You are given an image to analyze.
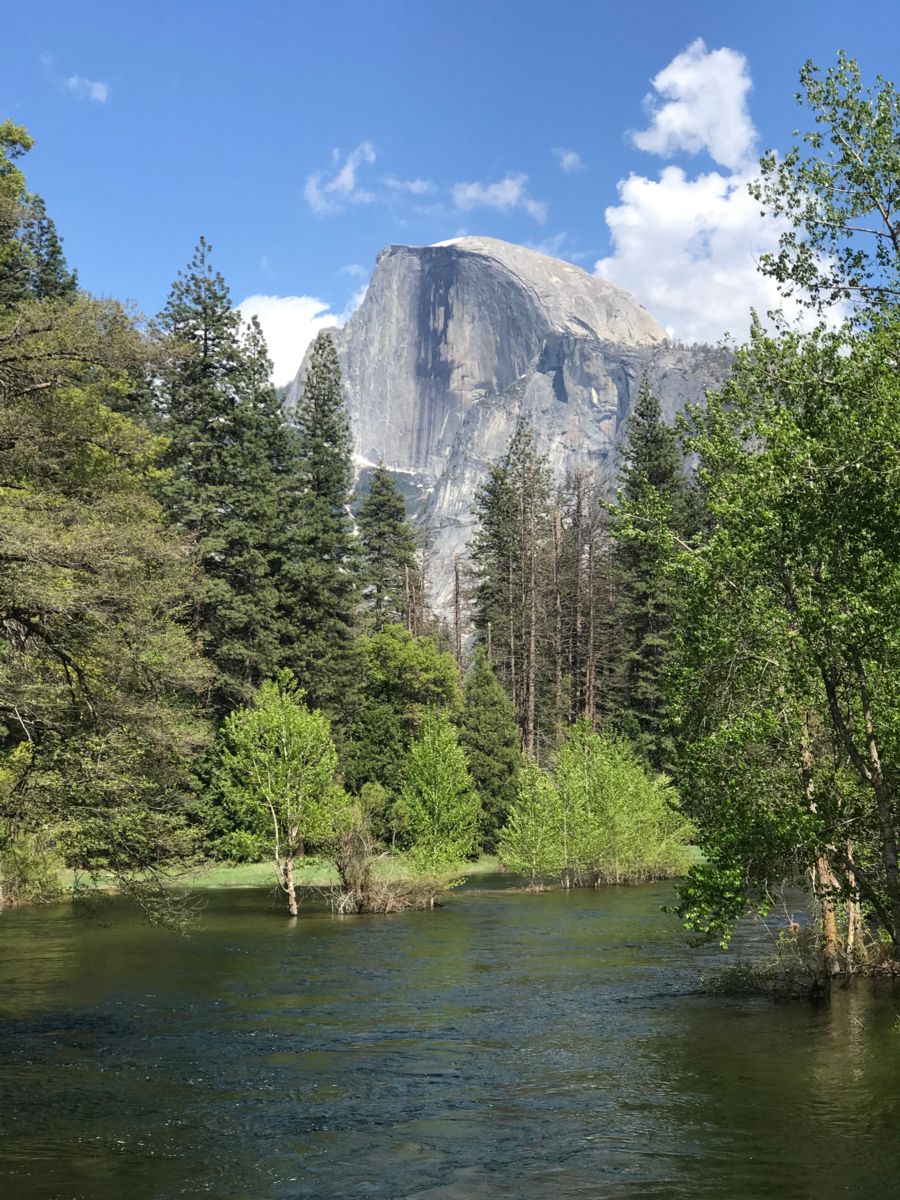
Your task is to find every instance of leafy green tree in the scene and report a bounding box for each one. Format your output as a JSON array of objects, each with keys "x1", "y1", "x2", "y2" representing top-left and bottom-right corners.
[
  {"x1": 357, "y1": 462, "x2": 419, "y2": 630},
  {"x1": 458, "y1": 648, "x2": 522, "y2": 851},
  {"x1": 395, "y1": 711, "x2": 480, "y2": 878},
  {"x1": 554, "y1": 715, "x2": 696, "y2": 888},
  {"x1": 667, "y1": 321, "x2": 900, "y2": 961},
  {"x1": 288, "y1": 330, "x2": 358, "y2": 715},
  {"x1": 752, "y1": 52, "x2": 900, "y2": 314},
  {"x1": 343, "y1": 625, "x2": 461, "y2": 812},
  {"x1": 654, "y1": 57, "x2": 900, "y2": 972},
  {"x1": 554, "y1": 721, "x2": 692, "y2": 886},
  {"x1": 498, "y1": 759, "x2": 562, "y2": 886},
  {"x1": 214, "y1": 670, "x2": 346, "y2": 916},
  {"x1": 157, "y1": 239, "x2": 302, "y2": 713},
  {"x1": 0, "y1": 288, "x2": 211, "y2": 912},
  {"x1": 612, "y1": 380, "x2": 693, "y2": 770}
]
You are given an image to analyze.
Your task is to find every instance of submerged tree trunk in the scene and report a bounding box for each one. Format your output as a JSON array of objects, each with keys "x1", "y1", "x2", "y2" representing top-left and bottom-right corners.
[
  {"x1": 815, "y1": 856, "x2": 841, "y2": 977},
  {"x1": 823, "y1": 656, "x2": 900, "y2": 949},
  {"x1": 282, "y1": 853, "x2": 298, "y2": 918}
]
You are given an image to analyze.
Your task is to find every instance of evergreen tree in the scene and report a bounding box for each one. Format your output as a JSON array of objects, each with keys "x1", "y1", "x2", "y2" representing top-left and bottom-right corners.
[
  {"x1": 357, "y1": 463, "x2": 419, "y2": 630},
  {"x1": 19, "y1": 193, "x2": 77, "y2": 301},
  {"x1": 342, "y1": 625, "x2": 461, "y2": 809},
  {"x1": 470, "y1": 420, "x2": 553, "y2": 755},
  {"x1": 458, "y1": 648, "x2": 522, "y2": 851},
  {"x1": 0, "y1": 122, "x2": 76, "y2": 309},
  {"x1": 612, "y1": 381, "x2": 692, "y2": 770},
  {"x1": 157, "y1": 239, "x2": 299, "y2": 713},
  {"x1": 288, "y1": 330, "x2": 358, "y2": 715}
]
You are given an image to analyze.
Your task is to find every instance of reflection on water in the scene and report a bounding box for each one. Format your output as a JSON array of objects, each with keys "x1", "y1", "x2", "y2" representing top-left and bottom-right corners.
[{"x1": 1, "y1": 880, "x2": 899, "y2": 1199}]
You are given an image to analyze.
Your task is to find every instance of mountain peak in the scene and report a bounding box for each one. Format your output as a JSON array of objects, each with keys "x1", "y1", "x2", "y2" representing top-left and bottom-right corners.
[
  {"x1": 377, "y1": 236, "x2": 670, "y2": 349},
  {"x1": 287, "y1": 237, "x2": 726, "y2": 613}
]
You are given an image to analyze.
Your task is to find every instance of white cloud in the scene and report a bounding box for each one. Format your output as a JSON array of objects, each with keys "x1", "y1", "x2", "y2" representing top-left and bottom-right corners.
[
  {"x1": 452, "y1": 173, "x2": 547, "y2": 223},
  {"x1": 63, "y1": 75, "x2": 109, "y2": 103},
  {"x1": 552, "y1": 147, "x2": 583, "y2": 173},
  {"x1": 632, "y1": 37, "x2": 755, "y2": 171},
  {"x1": 595, "y1": 40, "x2": 816, "y2": 345},
  {"x1": 341, "y1": 262, "x2": 367, "y2": 278},
  {"x1": 305, "y1": 142, "x2": 377, "y2": 215},
  {"x1": 236, "y1": 295, "x2": 341, "y2": 386},
  {"x1": 384, "y1": 175, "x2": 436, "y2": 195},
  {"x1": 236, "y1": 284, "x2": 369, "y2": 387}
]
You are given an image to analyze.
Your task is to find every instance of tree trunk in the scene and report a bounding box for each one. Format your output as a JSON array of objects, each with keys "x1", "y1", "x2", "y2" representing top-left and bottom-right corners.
[
  {"x1": 282, "y1": 854, "x2": 298, "y2": 918},
  {"x1": 571, "y1": 482, "x2": 583, "y2": 721},
  {"x1": 508, "y1": 555, "x2": 517, "y2": 731},
  {"x1": 526, "y1": 536, "x2": 537, "y2": 756},
  {"x1": 585, "y1": 537, "x2": 596, "y2": 723},
  {"x1": 553, "y1": 509, "x2": 563, "y2": 733},
  {"x1": 815, "y1": 856, "x2": 841, "y2": 976},
  {"x1": 822, "y1": 657, "x2": 900, "y2": 949},
  {"x1": 453, "y1": 555, "x2": 463, "y2": 666}
]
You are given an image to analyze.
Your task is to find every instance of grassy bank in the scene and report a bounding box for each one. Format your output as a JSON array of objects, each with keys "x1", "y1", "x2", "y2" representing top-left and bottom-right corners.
[{"x1": 104, "y1": 855, "x2": 503, "y2": 892}]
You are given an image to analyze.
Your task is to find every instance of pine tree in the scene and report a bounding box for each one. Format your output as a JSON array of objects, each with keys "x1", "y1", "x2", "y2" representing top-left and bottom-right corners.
[
  {"x1": 157, "y1": 238, "x2": 296, "y2": 713},
  {"x1": 613, "y1": 380, "x2": 692, "y2": 770},
  {"x1": 457, "y1": 648, "x2": 522, "y2": 851},
  {"x1": 357, "y1": 463, "x2": 419, "y2": 630},
  {"x1": 342, "y1": 624, "x2": 461, "y2": 808},
  {"x1": 470, "y1": 420, "x2": 553, "y2": 755},
  {"x1": 0, "y1": 123, "x2": 76, "y2": 308},
  {"x1": 20, "y1": 194, "x2": 77, "y2": 301},
  {"x1": 288, "y1": 330, "x2": 358, "y2": 715}
]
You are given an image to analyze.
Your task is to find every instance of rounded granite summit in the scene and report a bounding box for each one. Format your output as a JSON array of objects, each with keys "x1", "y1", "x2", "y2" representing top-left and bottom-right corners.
[{"x1": 429, "y1": 235, "x2": 669, "y2": 348}]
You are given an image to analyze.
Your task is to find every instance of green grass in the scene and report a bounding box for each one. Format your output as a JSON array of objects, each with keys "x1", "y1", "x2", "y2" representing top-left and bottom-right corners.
[{"x1": 70, "y1": 854, "x2": 503, "y2": 892}]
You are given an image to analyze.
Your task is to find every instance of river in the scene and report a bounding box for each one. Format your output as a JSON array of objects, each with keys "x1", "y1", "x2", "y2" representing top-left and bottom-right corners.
[{"x1": 1, "y1": 877, "x2": 899, "y2": 1199}]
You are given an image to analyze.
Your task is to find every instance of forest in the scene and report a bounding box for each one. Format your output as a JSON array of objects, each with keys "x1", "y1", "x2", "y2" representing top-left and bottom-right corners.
[{"x1": 3, "y1": 53, "x2": 900, "y2": 987}]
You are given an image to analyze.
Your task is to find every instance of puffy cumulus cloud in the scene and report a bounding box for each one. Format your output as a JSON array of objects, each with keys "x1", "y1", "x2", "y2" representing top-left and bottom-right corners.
[
  {"x1": 235, "y1": 295, "x2": 341, "y2": 386},
  {"x1": 633, "y1": 38, "x2": 755, "y2": 171},
  {"x1": 452, "y1": 173, "x2": 547, "y2": 223},
  {"x1": 304, "y1": 142, "x2": 377, "y2": 215},
  {"x1": 595, "y1": 40, "x2": 819, "y2": 345},
  {"x1": 62, "y1": 74, "x2": 109, "y2": 103},
  {"x1": 552, "y1": 147, "x2": 584, "y2": 173},
  {"x1": 595, "y1": 167, "x2": 803, "y2": 344}
]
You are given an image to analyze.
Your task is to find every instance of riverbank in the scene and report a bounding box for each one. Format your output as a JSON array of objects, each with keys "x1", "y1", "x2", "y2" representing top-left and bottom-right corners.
[{"x1": 62, "y1": 854, "x2": 502, "y2": 893}]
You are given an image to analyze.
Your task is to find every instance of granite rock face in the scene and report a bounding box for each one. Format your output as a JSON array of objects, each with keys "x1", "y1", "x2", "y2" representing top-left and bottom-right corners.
[{"x1": 285, "y1": 236, "x2": 729, "y2": 613}]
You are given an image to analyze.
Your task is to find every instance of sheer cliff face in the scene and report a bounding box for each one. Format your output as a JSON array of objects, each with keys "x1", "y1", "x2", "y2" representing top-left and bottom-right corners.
[{"x1": 286, "y1": 236, "x2": 729, "y2": 611}]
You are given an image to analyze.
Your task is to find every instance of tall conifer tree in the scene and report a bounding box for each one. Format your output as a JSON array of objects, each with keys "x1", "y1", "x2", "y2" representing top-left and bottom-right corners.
[
  {"x1": 457, "y1": 648, "x2": 523, "y2": 851},
  {"x1": 613, "y1": 381, "x2": 692, "y2": 769},
  {"x1": 157, "y1": 239, "x2": 300, "y2": 713},
  {"x1": 357, "y1": 463, "x2": 419, "y2": 630},
  {"x1": 470, "y1": 420, "x2": 552, "y2": 754},
  {"x1": 289, "y1": 330, "x2": 358, "y2": 714}
]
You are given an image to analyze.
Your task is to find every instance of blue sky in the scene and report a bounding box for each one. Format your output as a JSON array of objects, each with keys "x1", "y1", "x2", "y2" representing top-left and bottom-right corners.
[{"x1": 5, "y1": 0, "x2": 900, "y2": 381}]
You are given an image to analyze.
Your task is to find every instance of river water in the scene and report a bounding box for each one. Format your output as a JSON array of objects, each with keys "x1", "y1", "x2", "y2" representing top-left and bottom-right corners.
[{"x1": 1, "y1": 878, "x2": 899, "y2": 1199}]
